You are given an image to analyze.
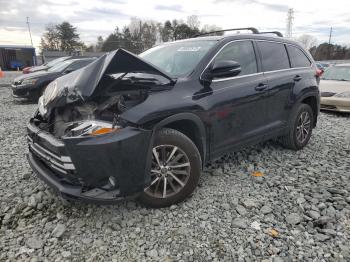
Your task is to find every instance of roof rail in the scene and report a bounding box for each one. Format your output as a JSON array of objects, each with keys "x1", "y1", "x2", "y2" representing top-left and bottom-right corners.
[
  {"x1": 258, "y1": 31, "x2": 283, "y2": 37},
  {"x1": 195, "y1": 27, "x2": 259, "y2": 37}
]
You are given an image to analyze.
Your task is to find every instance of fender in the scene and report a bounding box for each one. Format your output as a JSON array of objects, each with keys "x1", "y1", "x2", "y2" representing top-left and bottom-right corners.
[
  {"x1": 152, "y1": 112, "x2": 208, "y2": 166},
  {"x1": 289, "y1": 90, "x2": 320, "y2": 127}
]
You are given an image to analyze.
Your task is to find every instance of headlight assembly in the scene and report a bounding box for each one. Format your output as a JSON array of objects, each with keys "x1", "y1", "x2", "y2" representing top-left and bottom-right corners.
[
  {"x1": 334, "y1": 91, "x2": 350, "y2": 98},
  {"x1": 66, "y1": 120, "x2": 120, "y2": 137},
  {"x1": 42, "y1": 81, "x2": 59, "y2": 106},
  {"x1": 21, "y1": 78, "x2": 38, "y2": 86}
]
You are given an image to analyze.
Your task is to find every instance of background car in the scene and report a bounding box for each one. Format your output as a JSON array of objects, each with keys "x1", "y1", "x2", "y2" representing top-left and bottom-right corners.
[
  {"x1": 9, "y1": 60, "x2": 24, "y2": 70},
  {"x1": 320, "y1": 63, "x2": 350, "y2": 112},
  {"x1": 12, "y1": 57, "x2": 96, "y2": 100},
  {"x1": 22, "y1": 56, "x2": 72, "y2": 74}
]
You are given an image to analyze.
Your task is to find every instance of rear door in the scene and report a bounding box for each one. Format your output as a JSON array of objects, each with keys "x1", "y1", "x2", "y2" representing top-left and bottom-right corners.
[
  {"x1": 286, "y1": 44, "x2": 315, "y2": 96},
  {"x1": 256, "y1": 41, "x2": 294, "y2": 130},
  {"x1": 205, "y1": 40, "x2": 270, "y2": 157}
]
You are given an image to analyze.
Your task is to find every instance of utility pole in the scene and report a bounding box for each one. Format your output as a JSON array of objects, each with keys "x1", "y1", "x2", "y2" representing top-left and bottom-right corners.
[
  {"x1": 26, "y1": 16, "x2": 33, "y2": 46},
  {"x1": 328, "y1": 27, "x2": 333, "y2": 60},
  {"x1": 286, "y1": 8, "x2": 294, "y2": 38}
]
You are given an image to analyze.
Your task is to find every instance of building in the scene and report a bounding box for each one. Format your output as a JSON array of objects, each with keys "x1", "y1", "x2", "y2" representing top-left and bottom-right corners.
[{"x1": 0, "y1": 45, "x2": 36, "y2": 70}]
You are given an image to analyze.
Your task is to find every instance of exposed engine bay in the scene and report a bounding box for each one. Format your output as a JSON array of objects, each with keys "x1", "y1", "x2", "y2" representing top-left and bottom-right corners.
[{"x1": 36, "y1": 91, "x2": 148, "y2": 138}]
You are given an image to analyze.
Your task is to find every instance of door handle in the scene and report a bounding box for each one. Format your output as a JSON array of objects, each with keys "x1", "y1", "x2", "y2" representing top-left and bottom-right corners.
[
  {"x1": 294, "y1": 75, "x2": 302, "y2": 81},
  {"x1": 255, "y1": 83, "x2": 268, "y2": 91}
]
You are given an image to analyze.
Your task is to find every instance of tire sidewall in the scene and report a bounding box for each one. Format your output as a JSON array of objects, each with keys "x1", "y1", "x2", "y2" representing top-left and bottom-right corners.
[
  {"x1": 292, "y1": 104, "x2": 314, "y2": 149},
  {"x1": 139, "y1": 129, "x2": 202, "y2": 208}
]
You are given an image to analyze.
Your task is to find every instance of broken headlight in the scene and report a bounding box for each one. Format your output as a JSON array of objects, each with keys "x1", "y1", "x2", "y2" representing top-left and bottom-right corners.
[
  {"x1": 65, "y1": 120, "x2": 120, "y2": 137},
  {"x1": 38, "y1": 81, "x2": 60, "y2": 116}
]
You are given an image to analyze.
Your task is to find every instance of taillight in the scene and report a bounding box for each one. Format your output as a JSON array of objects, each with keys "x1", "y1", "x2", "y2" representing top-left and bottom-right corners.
[{"x1": 315, "y1": 68, "x2": 324, "y2": 77}]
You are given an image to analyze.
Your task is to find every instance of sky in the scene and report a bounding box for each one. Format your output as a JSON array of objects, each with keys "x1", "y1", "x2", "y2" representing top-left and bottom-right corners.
[{"x1": 0, "y1": 0, "x2": 350, "y2": 49}]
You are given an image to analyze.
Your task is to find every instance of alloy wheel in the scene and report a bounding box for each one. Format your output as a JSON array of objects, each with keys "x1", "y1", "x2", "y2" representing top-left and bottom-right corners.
[
  {"x1": 145, "y1": 145, "x2": 191, "y2": 199},
  {"x1": 296, "y1": 111, "x2": 311, "y2": 144}
]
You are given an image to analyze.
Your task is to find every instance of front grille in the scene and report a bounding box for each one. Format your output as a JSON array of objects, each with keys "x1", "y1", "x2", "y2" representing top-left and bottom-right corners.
[
  {"x1": 27, "y1": 136, "x2": 75, "y2": 175},
  {"x1": 321, "y1": 92, "x2": 336, "y2": 97},
  {"x1": 320, "y1": 104, "x2": 337, "y2": 110}
]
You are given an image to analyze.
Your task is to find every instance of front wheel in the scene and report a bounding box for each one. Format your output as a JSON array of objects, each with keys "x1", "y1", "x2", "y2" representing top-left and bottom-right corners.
[
  {"x1": 138, "y1": 128, "x2": 202, "y2": 208},
  {"x1": 281, "y1": 103, "x2": 314, "y2": 150}
]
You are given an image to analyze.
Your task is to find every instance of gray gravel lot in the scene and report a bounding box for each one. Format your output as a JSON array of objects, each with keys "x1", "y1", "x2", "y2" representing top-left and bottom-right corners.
[{"x1": 0, "y1": 86, "x2": 349, "y2": 261}]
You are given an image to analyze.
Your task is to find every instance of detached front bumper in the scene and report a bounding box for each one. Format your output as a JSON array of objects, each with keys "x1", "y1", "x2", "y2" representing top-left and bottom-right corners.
[
  {"x1": 320, "y1": 97, "x2": 350, "y2": 113},
  {"x1": 27, "y1": 118, "x2": 153, "y2": 203}
]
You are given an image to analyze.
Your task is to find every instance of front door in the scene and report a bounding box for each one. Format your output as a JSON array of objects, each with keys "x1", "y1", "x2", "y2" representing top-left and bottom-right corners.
[{"x1": 203, "y1": 40, "x2": 270, "y2": 158}]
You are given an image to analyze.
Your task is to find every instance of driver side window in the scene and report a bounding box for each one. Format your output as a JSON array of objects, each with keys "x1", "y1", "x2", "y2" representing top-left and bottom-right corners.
[{"x1": 214, "y1": 41, "x2": 257, "y2": 76}]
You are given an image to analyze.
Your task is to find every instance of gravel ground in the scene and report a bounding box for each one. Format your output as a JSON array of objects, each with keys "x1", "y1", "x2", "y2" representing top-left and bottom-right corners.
[{"x1": 0, "y1": 86, "x2": 350, "y2": 262}]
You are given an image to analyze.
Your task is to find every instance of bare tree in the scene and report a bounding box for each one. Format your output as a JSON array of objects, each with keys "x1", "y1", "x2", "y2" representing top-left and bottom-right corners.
[
  {"x1": 297, "y1": 34, "x2": 318, "y2": 50},
  {"x1": 187, "y1": 15, "x2": 200, "y2": 29}
]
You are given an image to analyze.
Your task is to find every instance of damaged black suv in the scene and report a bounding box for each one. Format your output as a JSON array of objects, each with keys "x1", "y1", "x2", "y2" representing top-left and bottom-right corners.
[{"x1": 27, "y1": 28, "x2": 320, "y2": 208}]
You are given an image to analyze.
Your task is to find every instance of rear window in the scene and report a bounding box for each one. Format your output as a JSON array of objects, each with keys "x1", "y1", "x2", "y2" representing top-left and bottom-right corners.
[
  {"x1": 287, "y1": 45, "x2": 311, "y2": 68},
  {"x1": 257, "y1": 41, "x2": 290, "y2": 71}
]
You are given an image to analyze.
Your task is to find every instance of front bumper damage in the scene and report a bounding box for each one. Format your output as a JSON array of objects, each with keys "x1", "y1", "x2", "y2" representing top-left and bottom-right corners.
[{"x1": 27, "y1": 118, "x2": 153, "y2": 203}]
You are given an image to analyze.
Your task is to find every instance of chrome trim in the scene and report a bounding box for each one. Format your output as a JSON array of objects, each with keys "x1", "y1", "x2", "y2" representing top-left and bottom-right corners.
[
  {"x1": 200, "y1": 38, "x2": 314, "y2": 83},
  {"x1": 263, "y1": 67, "x2": 312, "y2": 75},
  {"x1": 212, "y1": 72, "x2": 263, "y2": 82},
  {"x1": 28, "y1": 137, "x2": 75, "y2": 173}
]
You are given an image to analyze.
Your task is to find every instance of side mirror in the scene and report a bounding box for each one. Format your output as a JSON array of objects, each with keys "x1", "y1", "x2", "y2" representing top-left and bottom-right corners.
[{"x1": 210, "y1": 60, "x2": 241, "y2": 79}]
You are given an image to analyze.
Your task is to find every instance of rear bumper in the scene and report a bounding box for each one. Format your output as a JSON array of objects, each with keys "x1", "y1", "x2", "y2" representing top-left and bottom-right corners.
[
  {"x1": 320, "y1": 97, "x2": 350, "y2": 113},
  {"x1": 27, "y1": 117, "x2": 153, "y2": 203}
]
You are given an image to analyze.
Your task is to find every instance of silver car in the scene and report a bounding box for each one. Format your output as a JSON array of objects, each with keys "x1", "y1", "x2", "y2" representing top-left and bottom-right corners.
[{"x1": 320, "y1": 64, "x2": 350, "y2": 113}]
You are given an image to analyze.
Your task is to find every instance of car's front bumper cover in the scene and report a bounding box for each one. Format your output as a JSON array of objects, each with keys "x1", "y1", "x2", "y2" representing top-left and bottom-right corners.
[
  {"x1": 27, "y1": 118, "x2": 153, "y2": 203},
  {"x1": 11, "y1": 84, "x2": 36, "y2": 98},
  {"x1": 320, "y1": 97, "x2": 350, "y2": 113}
]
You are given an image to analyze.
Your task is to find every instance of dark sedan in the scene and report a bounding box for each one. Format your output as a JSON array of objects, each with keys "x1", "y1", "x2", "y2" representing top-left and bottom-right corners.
[
  {"x1": 12, "y1": 58, "x2": 96, "y2": 100},
  {"x1": 22, "y1": 56, "x2": 71, "y2": 74}
]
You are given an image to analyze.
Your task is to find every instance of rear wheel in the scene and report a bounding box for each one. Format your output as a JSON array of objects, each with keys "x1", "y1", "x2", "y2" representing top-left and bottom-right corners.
[
  {"x1": 281, "y1": 103, "x2": 314, "y2": 150},
  {"x1": 138, "y1": 128, "x2": 201, "y2": 208}
]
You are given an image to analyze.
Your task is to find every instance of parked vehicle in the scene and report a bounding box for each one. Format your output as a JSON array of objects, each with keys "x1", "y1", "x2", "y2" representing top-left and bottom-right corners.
[
  {"x1": 22, "y1": 56, "x2": 71, "y2": 74},
  {"x1": 9, "y1": 60, "x2": 24, "y2": 70},
  {"x1": 12, "y1": 58, "x2": 96, "y2": 100},
  {"x1": 27, "y1": 28, "x2": 320, "y2": 208},
  {"x1": 320, "y1": 64, "x2": 350, "y2": 112}
]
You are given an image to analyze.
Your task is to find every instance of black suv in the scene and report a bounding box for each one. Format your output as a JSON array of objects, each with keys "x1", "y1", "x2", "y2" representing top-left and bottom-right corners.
[{"x1": 27, "y1": 28, "x2": 320, "y2": 208}]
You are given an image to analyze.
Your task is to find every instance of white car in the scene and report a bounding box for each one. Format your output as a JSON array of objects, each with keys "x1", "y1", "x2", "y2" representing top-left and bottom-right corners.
[{"x1": 320, "y1": 64, "x2": 350, "y2": 113}]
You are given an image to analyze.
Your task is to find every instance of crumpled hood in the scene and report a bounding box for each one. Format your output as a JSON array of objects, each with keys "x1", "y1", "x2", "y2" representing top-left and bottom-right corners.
[{"x1": 40, "y1": 48, "x2": 174, "y2": 115}]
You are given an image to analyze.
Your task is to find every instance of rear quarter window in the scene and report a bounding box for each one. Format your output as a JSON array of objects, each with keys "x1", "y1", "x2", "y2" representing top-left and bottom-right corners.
[
  {"x1": 287, "y1": 45, "x2": 311, "y2": 68},
  {"x1": 257, "y1": 41, "x2": 290, "y2": 72}
]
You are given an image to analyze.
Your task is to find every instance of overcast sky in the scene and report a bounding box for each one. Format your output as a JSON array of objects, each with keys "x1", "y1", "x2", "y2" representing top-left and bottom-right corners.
[{"x1": 1, "y1": 0, "x2": 350, "y2": 49}]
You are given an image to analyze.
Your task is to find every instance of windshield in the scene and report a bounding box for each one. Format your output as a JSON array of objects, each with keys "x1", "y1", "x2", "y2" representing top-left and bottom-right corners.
[
  {"x1": 139, "y1": 40, "x2": 216, "y2": 77},
  {"x1": 47, "y1": 60, "x2": 74, "y2": 72},
  {"x1": 46, "y1": 57, "x2": 69, "y2": 67},
  {"x1": 322, "y1": 66, "x2": 350, "y2": 81}
]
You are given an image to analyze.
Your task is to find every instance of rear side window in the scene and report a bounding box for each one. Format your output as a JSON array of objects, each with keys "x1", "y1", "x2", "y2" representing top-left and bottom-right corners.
[
  {"x1": 257, "y1": 41, "x2": 290, "y2": 71},
  {"x1": 214, "y1": 41, "x2": 257, "y2": 76},
  {"x1": 287, "y1": 45, "x2": 311, "y2": 68}
]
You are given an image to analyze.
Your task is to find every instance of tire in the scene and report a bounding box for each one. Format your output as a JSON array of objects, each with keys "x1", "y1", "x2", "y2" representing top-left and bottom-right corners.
[
  {"x1": 138, "y1": 128, "x2": 202, "y2": 208},
  {"x1": 281, "y1": 103, "x2": 314, "y2": 150}
]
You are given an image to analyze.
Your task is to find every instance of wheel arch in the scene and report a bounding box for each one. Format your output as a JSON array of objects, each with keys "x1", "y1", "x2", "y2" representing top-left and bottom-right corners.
[
  {"x1": 299, "y1": 95, "x2": 319, "y2": 127},
  {"x1": 152, "y1": 113, "x2": 207, "y2": 166}
]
